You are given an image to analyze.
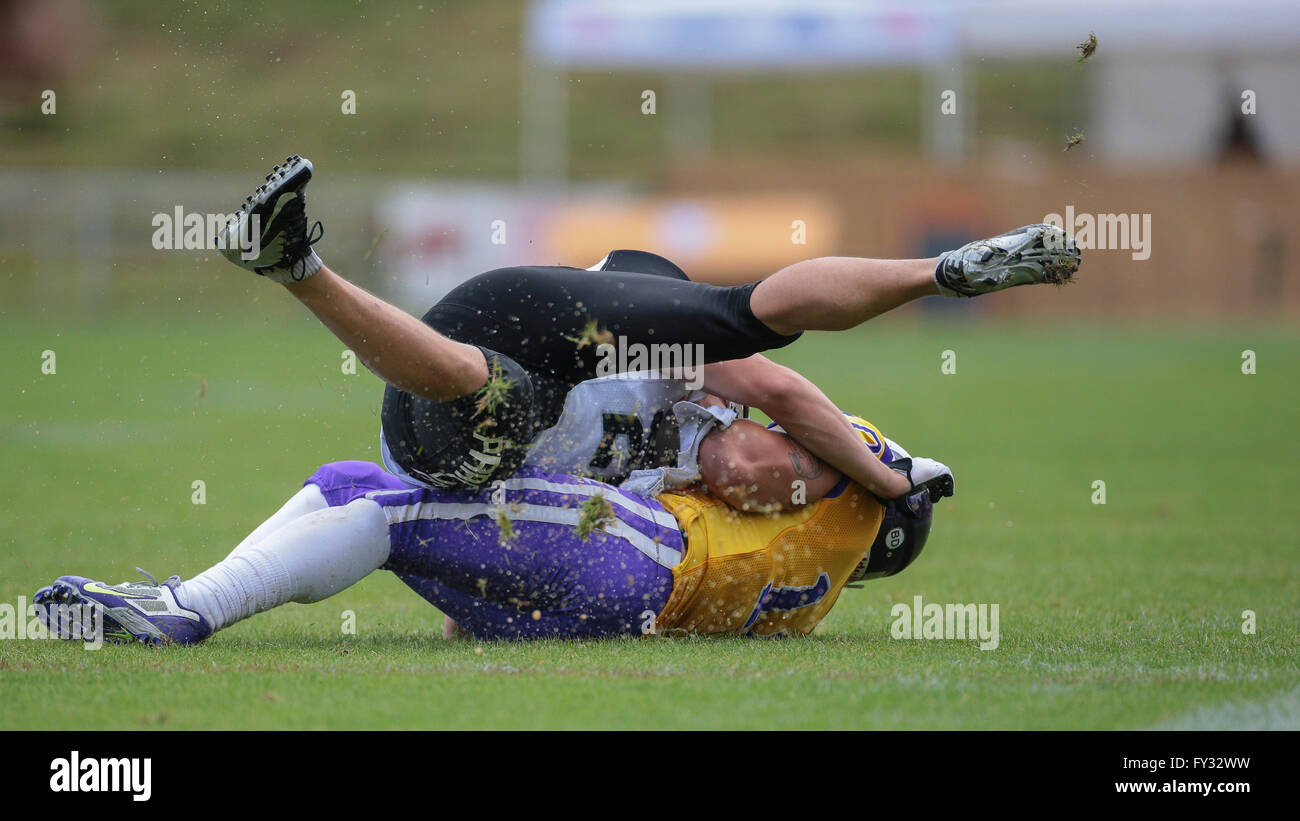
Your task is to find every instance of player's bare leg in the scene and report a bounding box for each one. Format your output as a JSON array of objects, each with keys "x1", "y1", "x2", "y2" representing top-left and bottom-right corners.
[
  {"x1": 216, "y1": 155, "x2": 487, "y2": 403},
  {"x1": 750, "y1": 225, "x2": 1082, "y2": 336},
  {"x1": 283, "y1": 265, "x2": 487, "y2": 401},
  {"x1": 217, "y1": 156, "x2": 1075, "y2": 397},
  {"x1": 750, "y1": 256, "x2": 940, "y2": 335}
]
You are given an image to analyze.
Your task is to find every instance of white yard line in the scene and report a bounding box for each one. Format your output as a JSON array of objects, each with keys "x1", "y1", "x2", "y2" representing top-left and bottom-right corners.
[{"x1": 1149, "y1": 684, "x2": 1300, "y2": 730}]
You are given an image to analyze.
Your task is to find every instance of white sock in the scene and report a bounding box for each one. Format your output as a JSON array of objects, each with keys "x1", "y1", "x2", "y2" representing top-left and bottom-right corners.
[
  {"x1": 294, "y1": 249, "x2": 323, "y2": 280},
  {"x1": 178, "y1": 490, "x2": 391, "y2": 632},
  {"x1": 228, "y1": 484, "x2": 330, "y2": 554},
  {"x1": 265, "y1": 249, "x2": 323, "y2": 284}
]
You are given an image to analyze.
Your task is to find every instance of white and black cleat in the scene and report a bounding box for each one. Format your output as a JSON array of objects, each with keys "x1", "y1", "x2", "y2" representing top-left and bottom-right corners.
[
  {"x1": 217, "y1": 154, "x2": 324, "y2": 283},
  {"x1": 934, "y1": 224, "x2": 1080, "y2": 298}
]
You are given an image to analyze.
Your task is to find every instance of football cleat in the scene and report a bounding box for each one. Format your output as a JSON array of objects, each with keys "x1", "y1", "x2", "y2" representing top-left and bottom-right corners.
[
  {"x1": 33, "y1": 569, "x2": 212, "y2": 646},
  {"x1": 217, "y1": 154, "x2": 324, "y2": 283},
  {"x1": 934, "y1": 224, "x2": 1080, "y2": 297}
]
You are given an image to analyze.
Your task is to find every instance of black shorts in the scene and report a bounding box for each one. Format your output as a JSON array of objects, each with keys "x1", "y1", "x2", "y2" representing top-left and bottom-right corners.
[{"x1": 380, "y1": 249, "x2": 800, "y2": 488}]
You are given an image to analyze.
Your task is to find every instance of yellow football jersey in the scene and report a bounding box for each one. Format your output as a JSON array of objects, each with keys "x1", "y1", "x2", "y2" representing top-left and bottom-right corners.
[{"x1": 653, "y1": 415, "x2": 890, "y2": 636}]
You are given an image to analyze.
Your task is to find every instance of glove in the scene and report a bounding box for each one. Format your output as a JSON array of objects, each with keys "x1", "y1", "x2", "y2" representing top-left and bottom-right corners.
[{"x1": 888, "y1": 456, "x2": 955, "y2": 503}]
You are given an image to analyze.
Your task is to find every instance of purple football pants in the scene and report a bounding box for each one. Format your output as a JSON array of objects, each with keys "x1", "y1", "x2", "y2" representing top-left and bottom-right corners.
[{"x1": 305, "y1": 461, "x2": 680, "y2": 640}]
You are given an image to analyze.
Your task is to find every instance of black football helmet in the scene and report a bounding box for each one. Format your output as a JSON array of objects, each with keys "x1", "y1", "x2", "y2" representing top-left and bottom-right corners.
[{"x1": 849, "y1": 490, "x2": 934, "y2": 582}]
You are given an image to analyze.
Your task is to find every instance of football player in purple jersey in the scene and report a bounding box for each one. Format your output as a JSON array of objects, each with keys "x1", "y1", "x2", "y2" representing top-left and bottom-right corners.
[{"x1": 33, "y1": 431, "x2": 936, "y2": 644}]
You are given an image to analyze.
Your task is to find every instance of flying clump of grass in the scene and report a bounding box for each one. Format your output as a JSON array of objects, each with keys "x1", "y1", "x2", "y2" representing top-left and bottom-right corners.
[
  {"x1": 1076, "y1": 32, "x2": 1097, "y2": 62},
  {"x1": 495, "y1": 507, "x2": 517, "y2": 545},
  {"x1": 1043, "y1": 257, "x2": 1079, "y2": 285},
  {"x1": 472, "y1": 359, "x2": 514, "y2": 429},
  {"x1": 576, "y1": 493, "x2": 616, "y2": 541},
  {"x1": 566, "y1": 318, "x2": 614, "y2": 351},
  {"x1": 1065, "y1": 34, "x2": 1096, "y2": 152}
]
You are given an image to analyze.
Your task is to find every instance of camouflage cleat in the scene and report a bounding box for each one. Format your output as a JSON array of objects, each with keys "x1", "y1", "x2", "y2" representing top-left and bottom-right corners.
[
  {"x1": 217, "y1": 154, "x2": 324, "y2": 283},
  {"x1": 934, "y1": 224, "x2": 1080, "y2": 298}
]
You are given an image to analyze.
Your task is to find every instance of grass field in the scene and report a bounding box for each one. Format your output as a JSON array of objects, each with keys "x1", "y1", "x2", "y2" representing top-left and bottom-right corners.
[{"x1": 1, "y1": 310, "x2": 1297, "y2": 730}]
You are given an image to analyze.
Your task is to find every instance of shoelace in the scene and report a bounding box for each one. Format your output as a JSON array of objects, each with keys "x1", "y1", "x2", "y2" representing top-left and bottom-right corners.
[
  {"x1": 121, "y1": 567, "x2": 177, "y2": 591},
  {"x1": 279, "y1": 195, "x2": 324, "y2": 275},
  {"x1": 285, "y1": 219, "x2": 324, "y2": 281}
]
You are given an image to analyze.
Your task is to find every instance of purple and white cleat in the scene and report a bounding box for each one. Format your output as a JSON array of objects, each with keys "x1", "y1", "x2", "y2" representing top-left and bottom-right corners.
[{"x1": 33, "y1": 569, "x2": 212, "y2": 646}]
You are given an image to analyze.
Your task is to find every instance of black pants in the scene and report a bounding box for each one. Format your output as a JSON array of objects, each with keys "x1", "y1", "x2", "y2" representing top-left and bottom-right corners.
[{"x1": 380, "y1": 250, "x2": 800, "y2": 488}]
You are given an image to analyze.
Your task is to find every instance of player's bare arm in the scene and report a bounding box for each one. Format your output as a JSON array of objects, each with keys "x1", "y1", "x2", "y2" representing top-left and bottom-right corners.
[{"x1": 699, "y1": 354, "x2": 911, "y2": 499}]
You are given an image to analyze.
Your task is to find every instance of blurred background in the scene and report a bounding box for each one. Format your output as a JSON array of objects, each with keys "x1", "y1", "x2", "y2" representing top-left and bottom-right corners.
[
  {"x1": 3, "y1": 3, "x2": 1299, "y2": 731},
  {"x1": 2, "y1": 0, "x2": 1298, "y2": 321}
]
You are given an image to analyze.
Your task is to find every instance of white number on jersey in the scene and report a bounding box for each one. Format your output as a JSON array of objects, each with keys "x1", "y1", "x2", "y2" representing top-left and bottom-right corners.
[{"x1": 524, "y1": 373, "x2": 690, "y2": 483}]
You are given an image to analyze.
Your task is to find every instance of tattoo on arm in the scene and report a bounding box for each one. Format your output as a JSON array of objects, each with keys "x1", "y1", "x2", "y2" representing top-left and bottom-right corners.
[{"x1": 787, "y1": 441, "x2": 825, "y2": 480}]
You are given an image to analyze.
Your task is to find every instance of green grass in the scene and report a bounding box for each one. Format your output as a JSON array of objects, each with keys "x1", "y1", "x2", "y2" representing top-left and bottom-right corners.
[{"x1": 1, "y1": 311, "x2": 1297, "y2": 729}]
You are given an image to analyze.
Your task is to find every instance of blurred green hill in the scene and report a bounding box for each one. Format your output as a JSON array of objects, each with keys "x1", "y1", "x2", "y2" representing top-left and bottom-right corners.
[{"x1": 1, "y1": 0, "x2": 1076, "y2": 181}]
